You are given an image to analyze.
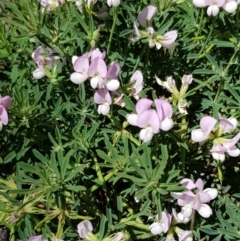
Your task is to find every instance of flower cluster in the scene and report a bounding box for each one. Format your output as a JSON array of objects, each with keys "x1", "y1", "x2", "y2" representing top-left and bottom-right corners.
[
  {"x1": 32, "y1": 45, "x2": 63, "y2": 81},
  {"x1": 156, "y1": 74, "x2": 193, "y2": 115},
  {"x1": 0, "y1": 95, "x2": 12, "y2": 130},
  {"x1": 131, "y1": 6, "x2": 178, "y2": 50},
  {"x1": 149, "y1": 212, "x2": 193, "y2": 241},
  {"x1": 149, "y1": 178, "x2": 217, "y2": 241},
  {"x1": 70, "y1": 48, "x2": 144, "y2": 115},
  {"x1": 193, "y1": 0, "x2": 239, "y2": 16},
  {"x1": 191, "y1": 114, "x2": 240, "y2": 161},
  {"x1": 126, "y1": 98, "x2": 173, "y2": 142},
  {"x1": 171, "y1": 178, "x2": 218, "y2": 219}
]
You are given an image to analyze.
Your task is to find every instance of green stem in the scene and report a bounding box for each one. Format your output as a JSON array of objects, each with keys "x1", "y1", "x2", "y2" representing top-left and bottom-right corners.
[
  {"x1": 196, "y1": 8, "x2": 204, "y2": 37},
  {"x1": 125, "y1": 221, "x2": 150, "y2": 231},
  {"x1": 181, "y1": 116, "x2": 186, "y2": 172},
  {"x1": 190, "y1": 209, "x2": 196, "y2": 231},
  {"x1": 56, "y1": 210, "x2": 65, "y2": 239},
  {"x1": 10, "y1": 226, "x2": 15, "y2": 241},
  {"x1": 194, "y1": 17, "x2": 216, "y2": 64},
  {"x1": 92, "y1": 153, "x2": 106, "y2": 188},
  {"x1": 214, "y1": 49, "x2": 238, "y2": 102},
  {"x1": 87, "y1": 169, "x2": 117, "y2": 193},
  {"x1": 107, "y1": 7, "x2": 119, "y2": 55}
]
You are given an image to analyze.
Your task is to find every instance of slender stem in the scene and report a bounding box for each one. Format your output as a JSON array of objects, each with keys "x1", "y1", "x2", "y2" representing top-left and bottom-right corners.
[
  {"x1": 107, "y1": 7, "x2": 119, "y2": 55},
  {"x1": 56, "y1": 210, "x2": 65, "y2": 239},
  {"x1": 181, "y1": 116, "x2": 186, "y2": 172},
  {"x1": 190, "y1": 209, "x2": 196, "y2": 231},
  {"x1": 214, "y1": 49, "x2": 238, "y2": 102},
  {"x1": 194, "y1": 18, "x2": 216, "y2": 64},
  {"x1": 92, "y1": 153, "x2": 106, "y2": 188},
  {"x1": 196, "y1": 8, "x2": 204, "y2": 37}
]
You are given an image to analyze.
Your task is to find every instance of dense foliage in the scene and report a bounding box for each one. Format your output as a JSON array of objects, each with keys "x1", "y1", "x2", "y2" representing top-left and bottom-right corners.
[{"x1": 1, "y1": 0, "x2": 240, "y2": 241}]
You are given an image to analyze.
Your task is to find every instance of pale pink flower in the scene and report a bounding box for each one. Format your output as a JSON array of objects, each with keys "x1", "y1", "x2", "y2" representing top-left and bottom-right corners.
[
  {"x1": 129, "y1": 70, "x2": 144, "y2": 99},
  {"x1": 171, "y1": 178, "x2": 218, "y2": 218},
  {"x1": 88, "y1": 57, "x2": 108, "y2": 89},
  {"x1": 149, "y1": 212, "x2": 172, "y2": 235},
  {"x1": 191, "y1": 116, "x2": 217, "y2": 142},
  {"x1": 77, "y1": 220, "x2": 93, "y2": 239},
  {"x1": 137, "y1": 6, "x2": 157, "y2": 28},
  {"x1": 94, "y1": 88, "x2": 112, "y2": 115},
  {"x1": 0, "y1": 95, "x2": 12, "y2": 130}
]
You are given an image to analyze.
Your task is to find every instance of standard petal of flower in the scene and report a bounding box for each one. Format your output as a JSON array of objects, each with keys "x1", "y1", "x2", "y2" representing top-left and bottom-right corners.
[
  {"x1": 70, "y1": 72, "x2": 88, "y2": 84},
  {"x1": 177, "y1": 191, "x2": 195, "y2": 206},
  {"x1": 161, "y1": 212, "x2": 172, "y2": 233},
  {"x1": 137, "y1": 5, "x2": 157, "y2": 28},
  {"x1": 180, "y1": 178, "x2": 196, "y2": 190},
  {"x1": 200, "y1": 116, "x2": 217, "y2": 134},
  {"x1": 155, "y1": 99, "x2": 173, "y2": 119},
  {"x1": 106, "y1": 62, "x2": 121, "y2": 80},
  {"x1": 0, "y1": 106, "x2": 8, "y2": 125},
  {"x1": 203, "y1": 188, "x2": 218, "y2": 200},
  {"x1": 193, "y1": 0, "x2": 207, "y2": 7},
  {"x1": 137, "y1": 109, "x2": 159, "y2": 133},
  {"x1": 1, "y1": 96, "x2": 12, "y2": 109},
  {"x1": 94, "y1": 88, "x2": 112, "y2": 104},
  {"x1": 126, "y1": 114, "x2": 138, "y2": 126},
  {"x1": 194, "y1": 178, "x2": 204, "y2": 191},
  {"x1": 161, "y1": 30, "x2": 178, "y2": 49},
  {"x1": 73, "y1": 57, "x2": 89, "y2": 74},
  {"x1": 198, "y1": 191, "x2": 212, "y2": 203},
  {"x1": 135, "y1": 98, "x2": 153, "y2": 115},
  {"x1": 197, "y1": 204, "x2": 212, "y2": 218},
  {"x1": 88, "y1": 57, "x2": 107, "y2": 78},
  {"x1": 191, "y1": 129, "x2": 209, "y2": 142}
]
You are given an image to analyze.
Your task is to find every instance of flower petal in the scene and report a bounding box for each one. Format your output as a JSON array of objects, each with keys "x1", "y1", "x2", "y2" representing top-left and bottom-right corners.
[
  {"x1": 70, "y1": 72, "x2": 88, "y2": 84},
  {"x1": 200, "y1": 116, "x2": 217, "y2": 134},
  {"x1": 135, "y1": 98, "x2": 153, "y2": 115},
  {"x1": 203, "y1": 188, "x2": 218, "y2": 200},
  {"x1": 191, "y1": 129, "x2": 209, "y2": 142},
  {"x1": 180, "y1": 178, "x2": 196, "y2": 190},
  {"x1": 137, "y1": 5, "x2": 157, "y2": 28},
  {"x1": 126, "y1": 114, "x2": 138, "y2": 126},
  {"x1": 198, "y1": 204, "x2": 212, "y2": 218}
]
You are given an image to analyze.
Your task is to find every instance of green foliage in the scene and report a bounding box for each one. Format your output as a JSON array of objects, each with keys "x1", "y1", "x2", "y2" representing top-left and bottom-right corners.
[{"x1": 0, "y1": 0, "x2": 240, "y2": 240}]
